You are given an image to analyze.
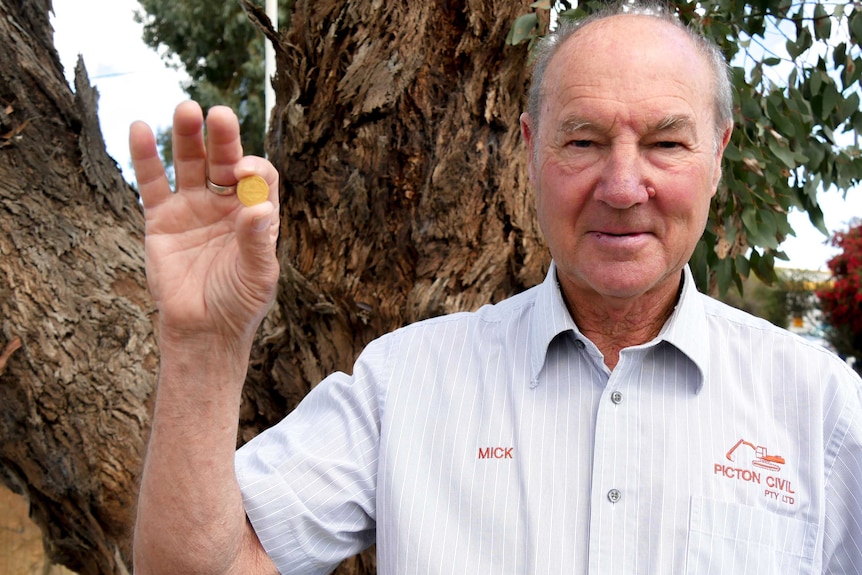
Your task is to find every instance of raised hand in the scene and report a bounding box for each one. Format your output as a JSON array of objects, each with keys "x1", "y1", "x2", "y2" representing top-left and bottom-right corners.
[{"x1": 129, "y1": 101, "x2": 280, "y2": 345}]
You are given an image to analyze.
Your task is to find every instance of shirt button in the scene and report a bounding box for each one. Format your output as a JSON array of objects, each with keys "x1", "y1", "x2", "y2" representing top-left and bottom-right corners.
[
  {"x1": 574, "y1": 339, "x2": 586, "y2": 350},
  {"x1": 611, "y1": 390, "x2": 623, "y2": 404},
  {"x1": 608, "y1": 489, "x2": 622, "y2": 503}
]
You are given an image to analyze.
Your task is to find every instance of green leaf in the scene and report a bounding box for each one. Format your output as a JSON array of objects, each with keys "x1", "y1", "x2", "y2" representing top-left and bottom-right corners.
[
  {"x1": 842, "y1": 55, "x2": 862, "y2": 89},
  {"x1": 690, "y1": 240, "x2": 709, "y2": 293},
  {"x1": 804, "y1": 173, "x2": 823, "y2": 203},
  {"x1": 786, "y1": 28, "x2": 812, "y2": 59},
  {"x1": 723, "y1": 142, "x2": 742, "y2": 161},
  {"x1": 804, "y1": 141, "x2": 826, "y2": 169},
  {"x1": 749, "y1": 64, "x2": 763, "y2": 87},
  {"x1": 766, "y1": 93, "x2": 796, "y2": 137},
  {"x1": 822, "y1": 83, "x2": 841, "y2": 118},
  {"x1": 558, "y1": 7, "x2": 588, "y2": 23},
  {"x1": 735, "y1": 254, "x2": 750, "y2": 278},
  {"x1": 509, "y1": 13, "x2": 538, "y2": 46},
  {"x1": 716, "y1": 257, "x2": 733, "y2": 295},
  {"x1": 813, "y1": 4, "x2": 831, "y2": 41},
  {"x1": 810, "y1": 69, "x2": 824, "y2": 96},
  {"x1": 807, "y1": 203, "x2": 828, "y2": 235},
  {"x1": 767, "y1": 135, "x2": 798, "y2": 169},
  {"x1": 850, "y1": 9, "x2": 862, "y2": 45},
  {"x1": 820, "y1": 124, "x2": 836, "y2": 145},
  {"x1": 742, "y1": 207, "x2": 759, "y2": 237},
  {"x1": 833, "y1": 42, "x2": 847, "y2": 70},
  {"x1": 740, "y1": 92, "x2": 762, "y2": 122},
  {"x1": 840, "y1": 92, "x2": 860, "y2": 124},
  {"x1": 753, "y1": 251, "x2": 779, "y2": 285},
  {"x1": 758, "y1": 210, "x2": 780, "y2": 249}
]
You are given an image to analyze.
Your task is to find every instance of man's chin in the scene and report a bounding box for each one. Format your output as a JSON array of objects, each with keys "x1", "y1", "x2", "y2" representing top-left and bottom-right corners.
[{"x1": 559, "y1": 262, "x2": 681, "y2": 304}]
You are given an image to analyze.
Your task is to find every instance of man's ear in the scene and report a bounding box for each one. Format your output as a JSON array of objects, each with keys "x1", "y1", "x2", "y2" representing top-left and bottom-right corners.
[
  {"x1": 712, "y1": 122, "x2": 733, "y2": 192},
  {"x1": 520, "y1": 112, "x2": 536, "y2": 183}
]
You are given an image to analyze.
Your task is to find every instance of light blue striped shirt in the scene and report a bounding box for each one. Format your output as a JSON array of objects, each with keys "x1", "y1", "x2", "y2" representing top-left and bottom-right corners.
[{"x1": 236, "y1": 263, "x2": 862, "y2": 574}]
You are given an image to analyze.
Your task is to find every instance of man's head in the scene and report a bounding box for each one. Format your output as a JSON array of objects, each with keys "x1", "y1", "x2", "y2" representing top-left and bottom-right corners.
[
  {"x1": 520, "y1": 3, "x2": 734, "y2": 307},
  {"x1": 527, "y1": 3, "x2": 733, "y2": 156}
]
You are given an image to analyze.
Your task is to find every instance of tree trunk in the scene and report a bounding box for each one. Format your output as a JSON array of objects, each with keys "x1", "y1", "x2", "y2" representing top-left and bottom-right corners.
[
  {"x1": 0, "y1": 0, "x2": 155, "y2": 573},
  {"x1": 1, "y1": 0, "x2": 545, "y2": 573},
  {"x1": 243, "y1": 1, "x2": 546, "y2": 572},
  {"x1": 241, "y1": 0, "x2": 543, "y2": 423}
]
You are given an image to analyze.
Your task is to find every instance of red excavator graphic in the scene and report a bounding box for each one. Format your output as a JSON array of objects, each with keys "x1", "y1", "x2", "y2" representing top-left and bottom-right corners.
[{"x1": 725, "y1": 439, "x2": 785, "y2": 472}]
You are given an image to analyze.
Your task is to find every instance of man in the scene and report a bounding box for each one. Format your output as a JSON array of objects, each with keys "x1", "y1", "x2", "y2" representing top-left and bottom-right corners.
[{"x1": 131, "y1": 3, "x2": 862, "y2": 574}]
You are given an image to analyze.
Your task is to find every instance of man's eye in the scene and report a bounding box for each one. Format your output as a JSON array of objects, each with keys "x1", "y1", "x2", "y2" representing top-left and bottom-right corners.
[
  {"x1": 570, "y1": 140, "x2": 593, "y2": 148},
  {"x1": 656, "y1": 141, "x2": 681, "y2": 149}
]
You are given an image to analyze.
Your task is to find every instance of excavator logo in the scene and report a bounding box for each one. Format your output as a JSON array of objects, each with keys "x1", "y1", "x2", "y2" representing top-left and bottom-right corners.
[{"x1": 725, "y1": 439, "x2": 785, "y2": 472}]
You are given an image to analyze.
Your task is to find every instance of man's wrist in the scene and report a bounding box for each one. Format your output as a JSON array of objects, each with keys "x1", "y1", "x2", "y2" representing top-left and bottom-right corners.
[{"x1": 155, "y1": 325, "x2": 255, "y2": 393}]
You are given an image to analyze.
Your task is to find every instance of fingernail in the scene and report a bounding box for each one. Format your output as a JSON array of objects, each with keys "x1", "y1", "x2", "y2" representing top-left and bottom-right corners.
[{"x1": 252, "y1": 214, "x2": 271, "y2": 232}]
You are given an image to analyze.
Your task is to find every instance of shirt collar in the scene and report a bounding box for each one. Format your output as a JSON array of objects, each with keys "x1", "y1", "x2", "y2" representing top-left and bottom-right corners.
[
  {"x1": 657, "y1": 265, "x2": 709, "y2": 393},
  {"x1": 529, "y1": 263, "x2": 709, "y2": 393},
  {"x1": 529, "y1": 261, "x2": 581, "y2": 385}
]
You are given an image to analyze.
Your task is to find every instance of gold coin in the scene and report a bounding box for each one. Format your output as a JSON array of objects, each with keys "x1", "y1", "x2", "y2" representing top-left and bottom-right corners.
[{"x1": 237, "y1": 175, "x2": 269, "y2": 206}]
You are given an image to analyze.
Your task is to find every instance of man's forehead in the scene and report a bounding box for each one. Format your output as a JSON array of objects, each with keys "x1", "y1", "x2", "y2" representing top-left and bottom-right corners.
[
  {"x1": 540, "y1": 16, "x2": 714, "y2": 116},
  {"x1": 564, "y1": 12, "x2": 692, "y2": 49},
  {"x1": 550, "y1": 14, "x2": 706, "y2": 79}
]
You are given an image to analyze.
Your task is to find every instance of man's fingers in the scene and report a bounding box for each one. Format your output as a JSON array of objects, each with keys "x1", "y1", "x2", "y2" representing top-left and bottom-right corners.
[
  {"x1": 172, "y1": 101, "x2": 207, "y2": 192},
  {"x1": 131, "y1": 101, "x2": 276, "y2": 219},
  {"x1": 129, "y1": 120, "x2": 172, "y2": 210},
  {"x1": 205, "y1": 106, "x2": 243, "y2": 188},
  {"x1": 234, "y1": 200, "x2": 280, "y2": 304}
]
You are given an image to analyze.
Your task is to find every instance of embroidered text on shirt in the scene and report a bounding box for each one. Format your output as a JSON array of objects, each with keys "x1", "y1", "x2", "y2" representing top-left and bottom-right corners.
[
  {"x1": 478, "y1": 447, "x2": 514, "y2": 459},
  {"x1": 713, "y1": 438, "x2": 796, "y2": 505}
]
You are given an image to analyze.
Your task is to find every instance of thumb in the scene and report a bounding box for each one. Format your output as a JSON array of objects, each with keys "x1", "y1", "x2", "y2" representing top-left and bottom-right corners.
[{"x1": 235, "y1": 201, "x2": 280, "y2": 300}]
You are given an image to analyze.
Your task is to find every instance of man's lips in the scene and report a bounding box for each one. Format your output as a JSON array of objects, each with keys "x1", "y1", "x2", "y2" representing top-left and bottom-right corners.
[
  {"x1": 587, "y1": 230, "x2": 653, "y2": 248},
  {"x1": 590, "y1": 230, "x2": 649, "y2": 237}
]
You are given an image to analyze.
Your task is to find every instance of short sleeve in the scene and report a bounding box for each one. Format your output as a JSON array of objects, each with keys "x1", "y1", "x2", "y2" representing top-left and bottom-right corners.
[{"x1": 235, "y1": 336, "x2": 392, "y2": 573}]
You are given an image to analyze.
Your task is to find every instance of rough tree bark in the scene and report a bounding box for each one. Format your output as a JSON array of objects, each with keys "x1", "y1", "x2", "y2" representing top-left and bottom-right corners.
[
  {"x1": 0, "y1": 0, "x2": 546, "y2": 573},
  {"x1": 0, "y1": 0, "x2": 157, "y2": 573},
  {"x1": 242, "y1": 0, "x2": 543, "y2": 424},
  {"x1": 241, "y1": 1, "x2": 546, "y2": 571}
]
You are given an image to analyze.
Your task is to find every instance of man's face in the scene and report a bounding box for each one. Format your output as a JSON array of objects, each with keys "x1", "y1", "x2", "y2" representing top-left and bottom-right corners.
[{"x1": 522, "y1": 15, "x2": 731, "y2": 305}]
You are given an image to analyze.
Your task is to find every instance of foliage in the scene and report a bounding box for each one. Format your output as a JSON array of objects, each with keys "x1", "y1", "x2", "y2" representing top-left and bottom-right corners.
[
  {"x1": 716, "y1": 271, "x2": 790, "y2": 326},
  {"x1": 509, "y1": 0, "x2": 862, "y2": 295},
  {"x1": 817, "y1": 219, "x2": 862, "y2": 366},
  {"x1": 716, "y1": 267, "x2": 824, "y2": 328},
  {"x1": 134, "y1": 0, "x2": 293, "y2": 159}
]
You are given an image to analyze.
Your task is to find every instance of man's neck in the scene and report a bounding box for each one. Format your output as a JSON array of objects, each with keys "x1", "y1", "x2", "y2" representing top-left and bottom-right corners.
[{"x1": 561, "y1": 272, "x2": 684, "y2": 370}]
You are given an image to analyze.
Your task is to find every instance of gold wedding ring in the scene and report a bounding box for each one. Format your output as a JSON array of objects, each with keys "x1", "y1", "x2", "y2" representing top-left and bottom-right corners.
[{"x1": 205, "y1": 178, "x2": 237, "y2": 196}]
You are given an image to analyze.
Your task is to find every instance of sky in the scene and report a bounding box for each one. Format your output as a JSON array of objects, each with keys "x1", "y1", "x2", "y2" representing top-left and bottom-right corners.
[{"x1": 50, "y1": 0, "x2": 861, "y2": 272}]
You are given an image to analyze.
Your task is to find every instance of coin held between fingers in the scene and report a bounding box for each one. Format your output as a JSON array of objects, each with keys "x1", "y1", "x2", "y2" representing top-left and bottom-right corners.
[{"x1": 237, "y1": 175, "x2": 269, "y2": 206}]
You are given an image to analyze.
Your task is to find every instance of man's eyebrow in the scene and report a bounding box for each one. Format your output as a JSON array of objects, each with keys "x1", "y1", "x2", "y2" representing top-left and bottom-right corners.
[
  {"x1": 652, "y1": 114, "x2": 696, "y2": 134},
  {"x1": 556, "y1": 114, "x2": 697, "y2": 136},
  {"x1": 558, "y1": 116, "x2": 597, "y2": 135}
]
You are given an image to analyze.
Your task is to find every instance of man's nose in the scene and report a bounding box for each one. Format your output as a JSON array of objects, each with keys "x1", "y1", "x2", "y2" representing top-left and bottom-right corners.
[{"x1": 593, "y1": 145, "x2": 651, "y2": 209}]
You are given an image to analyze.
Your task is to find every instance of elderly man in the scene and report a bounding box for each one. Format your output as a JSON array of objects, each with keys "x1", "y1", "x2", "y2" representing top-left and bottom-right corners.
[{"x1": 130, "y1": 3, "x2": 862, "y2": 574}]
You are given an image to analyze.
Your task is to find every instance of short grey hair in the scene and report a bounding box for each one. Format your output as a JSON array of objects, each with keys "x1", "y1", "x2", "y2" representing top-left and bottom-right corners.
[{"x1": 525, "y1": 1, "x2": 733, "y2": 152}]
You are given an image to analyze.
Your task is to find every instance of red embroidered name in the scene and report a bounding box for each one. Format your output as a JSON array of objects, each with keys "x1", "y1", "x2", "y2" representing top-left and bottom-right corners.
[{"x1": 478, "y1": 447, "x2": 514, "y2": 459}]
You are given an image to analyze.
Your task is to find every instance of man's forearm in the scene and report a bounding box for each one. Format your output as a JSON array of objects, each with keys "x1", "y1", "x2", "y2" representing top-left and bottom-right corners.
[{"x1": 133, "y1": 335, "x2": 252, "y2": 574}]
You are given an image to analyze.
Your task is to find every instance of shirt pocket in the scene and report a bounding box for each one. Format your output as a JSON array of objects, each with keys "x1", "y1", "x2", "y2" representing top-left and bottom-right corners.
[{"x1": 686, "y1": 497, "x2": 817, "y2": 575}]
